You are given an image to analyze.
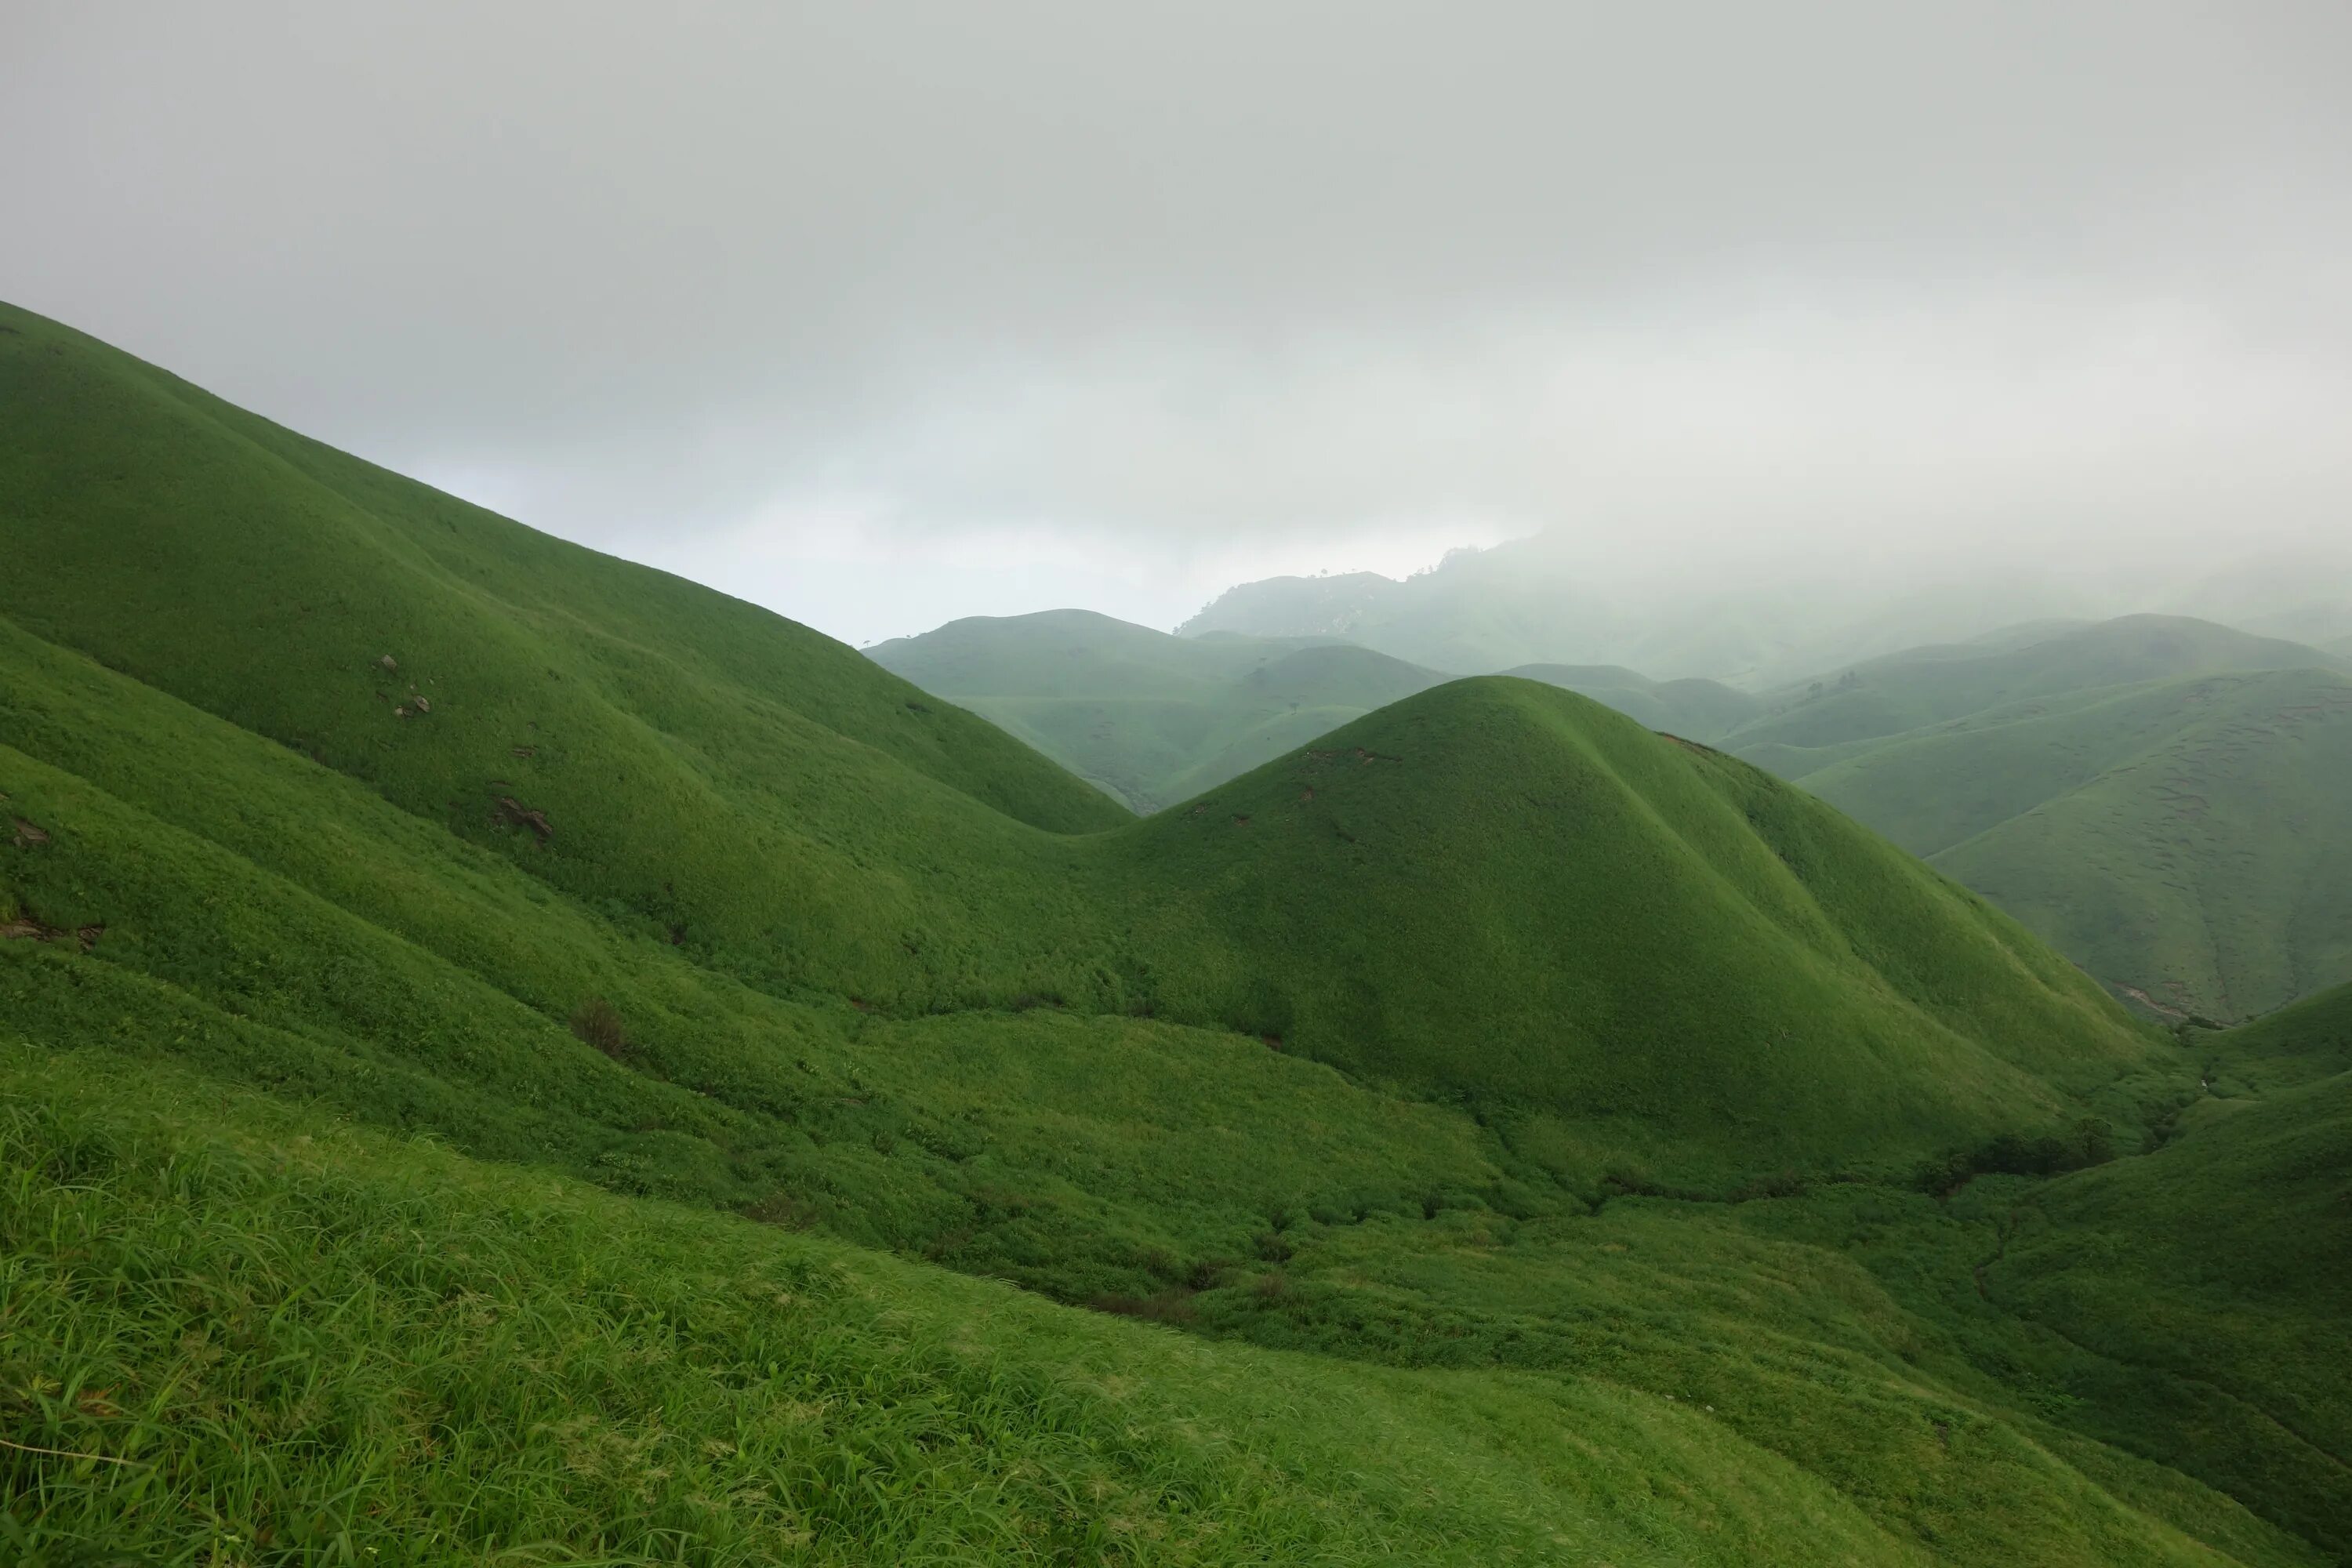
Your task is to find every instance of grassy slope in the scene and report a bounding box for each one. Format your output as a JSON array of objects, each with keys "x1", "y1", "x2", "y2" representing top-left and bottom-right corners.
[
  {"x1": 4, "y1": 299, "x2": 2343, "y2": 1561},
  {"x1": 1762, "y1": 671, "x2": 2352, "y2": 1021},
  {"x1": 1980, "y1": 985, "x2": 2352, "y2": 1559},
  {"x1": 10, "y1": 1037, "x2": 2339, "y2": 1568},
  {"x1": 0, "y1": 1047, "x2": 1944, "y2": 1568},
  {"x1": 1113, "y1": 682, "x2": 2164, "y2": 1182}
]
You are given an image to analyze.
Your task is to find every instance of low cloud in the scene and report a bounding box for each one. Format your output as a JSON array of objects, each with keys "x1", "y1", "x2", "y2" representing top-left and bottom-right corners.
[{"x1": 7, "y1": 2, "x2": 2347, "y2": 642}]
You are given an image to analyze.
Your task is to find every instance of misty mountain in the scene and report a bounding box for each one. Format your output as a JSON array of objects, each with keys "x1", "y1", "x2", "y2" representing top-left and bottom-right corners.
[
  {"x1": 873, "y1": 613, "x2": 1764, "y2": 810},
  {"x1": 1184, "y1": 537, "x2": 2352, "y2": 688},
  {"x1": 1726, "y1": 619, "x2": 2352, "y2": 1020}
]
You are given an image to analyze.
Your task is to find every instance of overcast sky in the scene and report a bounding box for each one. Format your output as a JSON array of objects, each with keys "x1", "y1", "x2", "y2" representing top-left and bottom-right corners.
[{"x1": 6, "y1": 2, "x2": 2348, "y2": 645}]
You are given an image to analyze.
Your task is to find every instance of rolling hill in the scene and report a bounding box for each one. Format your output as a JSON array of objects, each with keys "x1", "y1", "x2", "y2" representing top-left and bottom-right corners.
[
  {"x1": 868, "y1": 611, "x2": 1448, "y2": 811},
  {"x1": 1720, "y1": 615, "x2": 2348, "y2": 759},
  {"x1": 1498, "y1": 662, "x2": 1762, "y2": 739},
  {"x1": 1727, "y1": 624, "x2": 2352, "y2": 1020},
  {"x1": 871, "y1": 614, "x2": 1759, "y2": 812},
  {"x1": 5, "y1": 298, "x2": 2347, "y2": 1564}
]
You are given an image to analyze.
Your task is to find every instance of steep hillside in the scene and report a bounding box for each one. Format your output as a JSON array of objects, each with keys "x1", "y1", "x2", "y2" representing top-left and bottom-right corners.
[
  {"x1": 869, "y1": 611, "x2": 1445, "y2": 811},
  {"x1": 1112, "y1": 681, "x2": 2164, "y2": 1181},
  {"x1": 1759, "y1": 670, "x2": 2352, "y2": 1021},
  {"x1": 0, "y1": 297, "x2": 2181, "y2": 1177},
  {"x1": 1501, "y1": 662, "x2": 1763, "y2": 740}
]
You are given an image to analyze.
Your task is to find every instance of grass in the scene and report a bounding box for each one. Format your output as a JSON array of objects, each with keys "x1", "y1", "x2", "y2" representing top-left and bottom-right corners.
[
  {"x1": 0, "y1": 293, "x2": 2174, "y2": 1189},
  {"x1": 4, "y1": 1047, "x2": 1903, "y2": 1567},
  {"x1": 1750, "y1": 669, "x2": 2352, "y2": 1022},
  {"x1": 2, "y1": 296, "x2": 2347, "y2": 1562},
  {"x1": 8, "y1": 1033, "x2": 2346, "y2": 1567}
]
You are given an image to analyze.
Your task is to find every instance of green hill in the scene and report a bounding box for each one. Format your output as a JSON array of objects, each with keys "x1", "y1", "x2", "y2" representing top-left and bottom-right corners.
[
  {"x1": 1748, "y1": 666, "x2": 2352, "y2": 1022},
  {"x1": 869, "y1": 611, "x2": 1446, "y2": 811},
  {"x1": 1500, "y1": 662, "x2": 1762, "y2": 739},
  {"x1": 1976, "y1": 983, "x2": 2352, "y2": 1559},
  {"x1": 871, "y1": 615, "x2": 1762, "y2": 814},
  {"x1": 1721, "y1": 615, "x2": 2346, "y2": 757},
  {"x1": 1109, "y1": 681, "x2": 2159, "y2": 1181},
  {"x1": 5, "y1": 298, "x2": 2346, "y2": 1564}
]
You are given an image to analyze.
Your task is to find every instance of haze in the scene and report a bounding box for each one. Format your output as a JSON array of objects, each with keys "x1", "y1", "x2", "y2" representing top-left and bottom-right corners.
[{"x1": 6, "y1": 1, "x2": 2347, "y2": 648}]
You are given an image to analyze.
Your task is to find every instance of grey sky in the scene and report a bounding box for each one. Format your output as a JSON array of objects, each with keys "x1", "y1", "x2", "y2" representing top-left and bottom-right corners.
[{"x1": 6, "y1": 2, "x2": 2348, "y2": 644}]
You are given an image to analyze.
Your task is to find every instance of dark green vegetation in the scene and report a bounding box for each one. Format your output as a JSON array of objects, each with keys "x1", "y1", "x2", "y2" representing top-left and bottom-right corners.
[
  {"x1": 869, "y1": 611, "x2": 1448, "y2": 811},
  {"x1": 4, "y1": 299, "x2": 2347, "y2": 1563},
  {"x1": 1722, "y1": 622, "x2": 2352, "y2": 1021}
]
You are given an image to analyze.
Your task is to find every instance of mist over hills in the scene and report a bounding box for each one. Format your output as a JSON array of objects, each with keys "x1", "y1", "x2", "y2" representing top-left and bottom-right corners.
[
  {"x1": 1182, "y1": 538, "x2": 2352, "y2": 688},
  {"x1": 871, "y1": 612, "x2": 1762, "y2": 811},
  {"x1": 5, "y1": 299, "x2": 2350, "y2": 1563},
  {"x1": 1754, "y1": 666, "x2": 2352, "y2": 1022},
  {"x1": 1704, "y1": 619, "x2": 2352, "y2": 1020},
  {"x1": 1722, "y1": 615, "x2": 2350, "y2": 758},
  {"x1": 877, "y1": 603, "x2": 2352, "y2": 1022},
  {"x1": 869, "y1": 611, "x2": 1449, "y2": 811}
]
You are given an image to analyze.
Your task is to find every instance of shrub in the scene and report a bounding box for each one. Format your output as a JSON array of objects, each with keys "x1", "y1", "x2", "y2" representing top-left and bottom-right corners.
[{"x1": 568, "y1": 996, "x2": 627, "y2": 1059}]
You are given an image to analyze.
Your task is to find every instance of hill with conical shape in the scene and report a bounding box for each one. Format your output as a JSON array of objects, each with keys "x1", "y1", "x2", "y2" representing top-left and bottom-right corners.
[
  {"x1": 872, "y1": 614, "x2": 1766, "y2": 813},
  {"x1": 869, "y1": 610, "x2": 1447, "y2": 811},
  {"x1": 10, "y1": 298, "x2": 2346, "y2": 1565}
]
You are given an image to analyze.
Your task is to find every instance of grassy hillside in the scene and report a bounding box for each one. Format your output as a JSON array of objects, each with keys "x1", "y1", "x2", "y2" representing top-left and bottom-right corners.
[
  {"x1": 869, "y1": 611, "x2": 1446, "y2": 811},
  {"x1": 1754, "y1": 670, "x2": 2352, "y2": 1021},
  {"x1": 18, "y1": 1040, "x2": 2341, "y2": 1568},
  {"x1": 1980, "y1": 985, "x2": 2352, "y2": 1559},
  {"x1": 1110, "y1": 681, "x2": 2164, "y2": 1182},
  {"x1": 5, "y1": 298, "x2": 2345, "y2": 1563},
  {"x1": 1721, "y1": 615, "x2": 2345, "y2": 757}
]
